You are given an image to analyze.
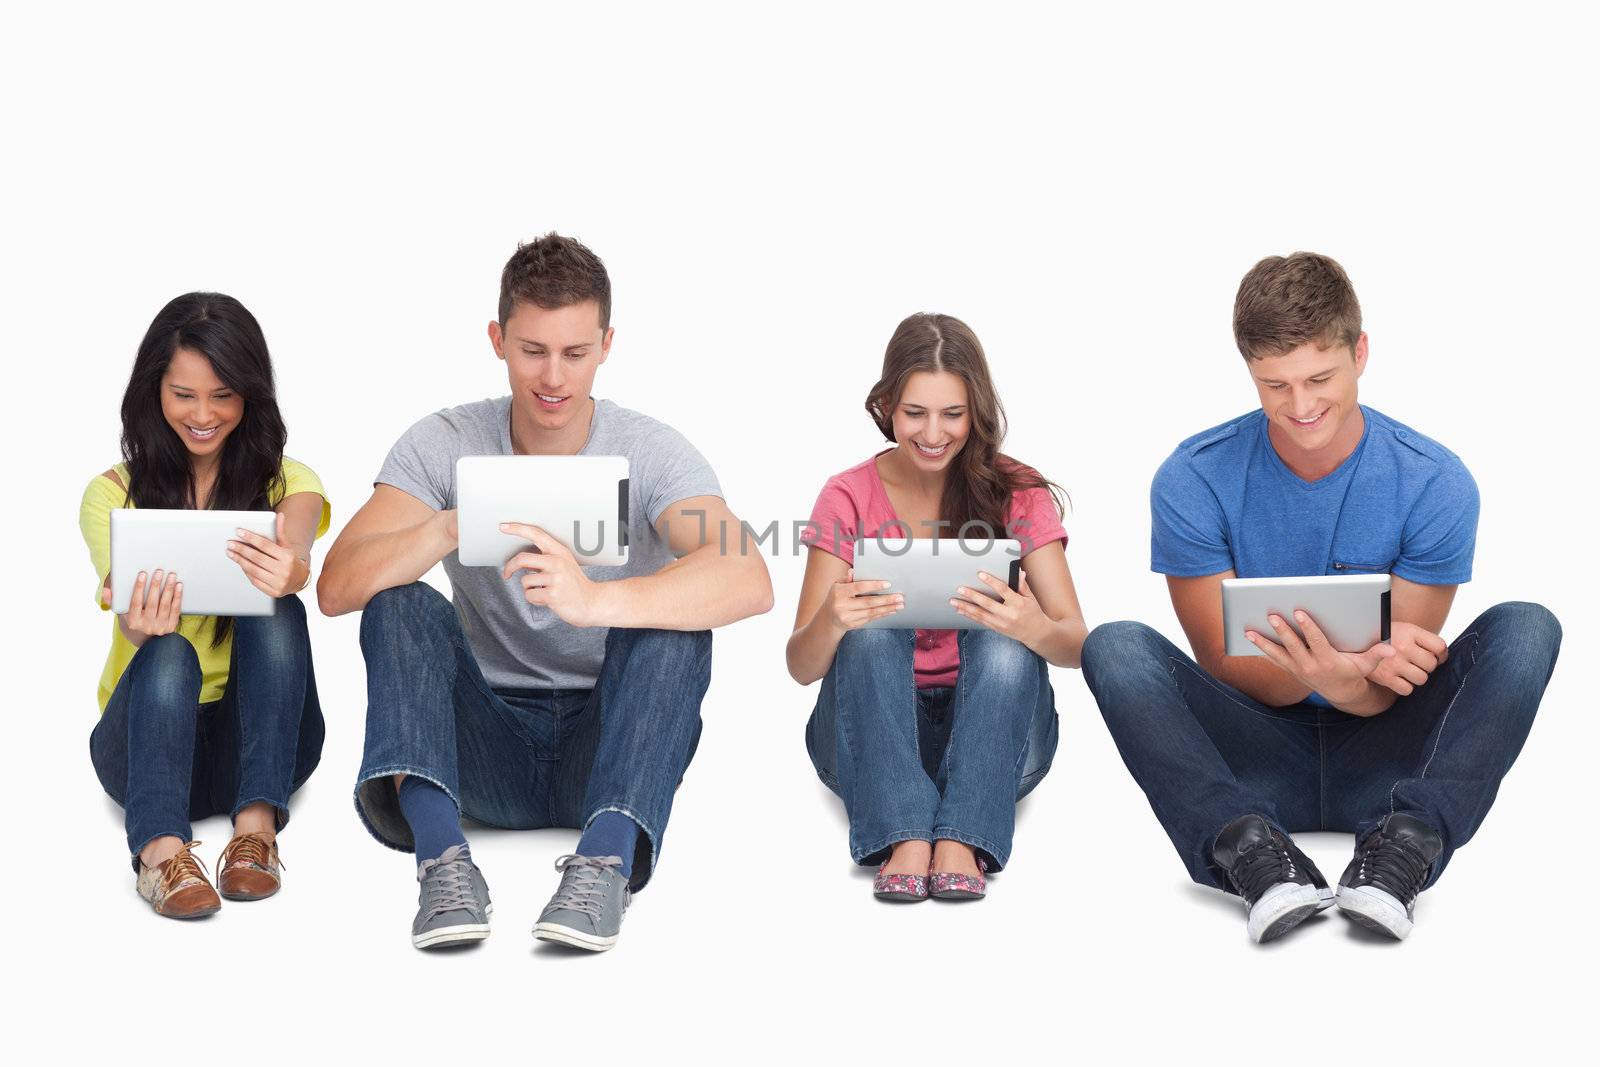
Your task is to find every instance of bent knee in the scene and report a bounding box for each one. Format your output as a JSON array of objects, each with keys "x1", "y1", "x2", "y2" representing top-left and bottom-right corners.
[
  {"x1": 128, "y1": 633, "x2": 202, "y2": 700},
  {"x1": 1081, "y1": 620, "x2": 1165, "y2": 671},
  {"x1": 961, "y1": 628, "x2": 1039, "y2": 681},
  {"x1": 836, "y1": 626, "x2": 906, "y2": 659},
  {"x1": 1476, "y1": 601, "x2": 1562, "y2": 668},
  {"x1": 359, "y1": 582, "x2": 453, "y2": 644}
]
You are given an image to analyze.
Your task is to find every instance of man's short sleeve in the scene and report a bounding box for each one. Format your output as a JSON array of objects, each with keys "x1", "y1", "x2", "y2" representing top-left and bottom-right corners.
[
  {"x1": 634, "y1": 425, "x2": 723, "y2": 526},
  {"x1": 1150, "y1": 451, "x2": 1233, "y2": 577},
  {"x1": 376, "y1": 414, "x2": 454, "y2": 511},
  {"x1": 1394, "y1": 459, "x2": 1479, "y2": 585}
]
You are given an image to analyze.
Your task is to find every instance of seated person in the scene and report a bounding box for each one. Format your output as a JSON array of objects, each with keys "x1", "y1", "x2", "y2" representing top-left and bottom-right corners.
[
  {"x1": 319, "y1": 233, "x2": 772, "y2": 952},
  {"x1": 788, "y1": 312, "x2": 1087, "y2": 902},
  {"x1": 83, "y1": 292, "x2": 330, "y2": 919},
  {"x1": 1081, "y1": 252, "x2": 1560, "y2": 942}
]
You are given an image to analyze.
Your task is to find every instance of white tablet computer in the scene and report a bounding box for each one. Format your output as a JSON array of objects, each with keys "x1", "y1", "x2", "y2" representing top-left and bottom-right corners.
[
  {"x1": 110, "y1": 509, "x2": 278, "y2": 617},
  {"x1": 854, "y1": 537, "x2": 1024, "y2": 630},
  {"x1": 1222, "y1": 573, "x2": 1391, "y2": 657},
  {"x1": 456, "y1": 455, "x2": 630, "y2": 568}
]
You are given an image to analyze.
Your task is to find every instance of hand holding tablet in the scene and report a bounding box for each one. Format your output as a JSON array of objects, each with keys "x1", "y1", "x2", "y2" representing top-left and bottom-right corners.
[
  {"x1": 456, "y1": 455, "x2": 629, "y2": 567},
  {"x1": 854, "y1": 538, "x2": 1024, "y2": 630},
  {"x1": 110, "y1": 509, "x2": 280, "y2": 618}
]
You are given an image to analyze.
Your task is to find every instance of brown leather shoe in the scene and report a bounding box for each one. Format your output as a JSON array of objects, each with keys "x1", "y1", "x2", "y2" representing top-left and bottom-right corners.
[
  {"x1": 217, "y1": 831, "x2": 282, "y2": 901},
  {"x1": 136, "y1": 841, "x2": 222, "y2": 919}
]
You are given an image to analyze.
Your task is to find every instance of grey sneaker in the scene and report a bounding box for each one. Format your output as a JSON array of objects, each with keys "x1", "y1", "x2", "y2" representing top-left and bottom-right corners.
[
  {"x1": 411, "y1": 844, "x2": 493, "y2": 950},
  {"x1": 532, "y1": 854, "x2": 630, "y2": 952}
]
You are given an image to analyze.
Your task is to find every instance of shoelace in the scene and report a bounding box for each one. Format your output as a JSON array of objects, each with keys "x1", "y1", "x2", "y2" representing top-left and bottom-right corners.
[
  {"x1": 159, "y1": 841, "x2": 211, "y2": 896},
  {"x1": 543, "y1": 855, "x2": 624, "y2": 920},
  {"x1": 221, "y1": 832, "x2": 280, "y2": 871},
  {"x1": 417, "y1": 845, "x2": 481, "y2": 922},
  {"x1": 1355, "y1": 837, "x2": 1431, "y2": 903},
  {"x1": 1231, "y1": 838, "x2": 1300, "y2": 903}
]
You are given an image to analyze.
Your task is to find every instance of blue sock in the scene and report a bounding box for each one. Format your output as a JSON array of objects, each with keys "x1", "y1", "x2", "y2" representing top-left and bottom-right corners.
[
  {"x1": 396, "y1": 776, "x2": 467, "y2": 863},
  {"x1": 576, "y1": 811, "x2": 639, "y2": 878}
]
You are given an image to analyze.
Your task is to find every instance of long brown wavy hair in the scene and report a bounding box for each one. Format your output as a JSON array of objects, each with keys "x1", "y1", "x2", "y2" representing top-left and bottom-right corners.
[{"x1": 865, "y1": 313, "x2": 1065, "y2": 538}]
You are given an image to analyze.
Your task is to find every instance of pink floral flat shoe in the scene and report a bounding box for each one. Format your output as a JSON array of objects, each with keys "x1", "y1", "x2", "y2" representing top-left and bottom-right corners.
[
  {"x1": 929, "y1": 858, "x2": 987, "y2": 900},
  {"x1": 873, "y1": 865, "x2": 930, "y2": 903}
]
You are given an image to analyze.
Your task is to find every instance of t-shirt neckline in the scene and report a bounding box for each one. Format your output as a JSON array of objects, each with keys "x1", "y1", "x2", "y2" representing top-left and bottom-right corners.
[
  {"x1": 499, "y1": 395, "x2": 603, "y2": 457},
  {"x1": 1260, "y1": 406, "x2": 1372, "y2": 492}
]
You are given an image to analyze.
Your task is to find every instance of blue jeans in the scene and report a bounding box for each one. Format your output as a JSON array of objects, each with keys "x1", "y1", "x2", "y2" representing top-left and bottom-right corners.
[
  {"x1": 353, "y1": 582, "x2": 711, "y2": 890},
  {"x1": 805, "y1": 627, "x2": 1059, "y2": 870},
  {"x1": 1081, "y1": 602, "x2": 1561, "y2": 891},
  {"x1": 89, "y1": 595, "x2": 325, "y2": 862}
]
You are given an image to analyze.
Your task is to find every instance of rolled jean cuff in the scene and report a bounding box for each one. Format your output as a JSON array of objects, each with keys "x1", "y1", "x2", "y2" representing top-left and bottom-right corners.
[
  {"x1": 230, "y1": 794, "x2": 291, "y2": 833},
  {"x1": 931, "y1": 826, "x2": 1009, "y2": 872},
  {"x1": 851, "y1": 828, "x2": 935, "y2": 867},
  {"x1": 584, "y1": 803, "x2": 659, "y2": 892},
  {"x1": 354, "y1": 765, "x2": 458, "y2": 854}
]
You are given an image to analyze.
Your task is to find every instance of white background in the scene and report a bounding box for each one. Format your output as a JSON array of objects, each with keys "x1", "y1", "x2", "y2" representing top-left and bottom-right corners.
[{"x1": 5, "y1": 2, "x2": 1596, "y2": 1062}]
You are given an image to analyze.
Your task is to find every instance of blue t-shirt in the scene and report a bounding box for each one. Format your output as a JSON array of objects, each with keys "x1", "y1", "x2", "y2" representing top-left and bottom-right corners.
[{"x1": 1151, "y1": 406, "x2": 1478, "y2": 704}]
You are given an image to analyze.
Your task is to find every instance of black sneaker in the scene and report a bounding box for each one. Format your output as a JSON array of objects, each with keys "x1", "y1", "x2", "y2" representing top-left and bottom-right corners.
[
  {"x1": 1336, "y1": 814, "x2": 1442, "y2": 940},
  {"x1": 1212, "y1": 814, "x2": 1333, "y2": 943}
]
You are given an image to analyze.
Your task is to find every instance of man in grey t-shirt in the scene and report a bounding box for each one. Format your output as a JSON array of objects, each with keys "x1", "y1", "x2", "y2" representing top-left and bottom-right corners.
[{"x1": 319, "y1": 234, "x2": 773, "y2": 953}]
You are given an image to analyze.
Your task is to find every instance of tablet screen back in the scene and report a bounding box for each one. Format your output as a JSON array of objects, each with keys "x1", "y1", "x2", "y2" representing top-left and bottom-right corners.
[
  {"x1": 855, "y1": 537, "x2": 1023, "y2": 630},
  {"x1": 110, "y1": 509, "x2": 278, "y2": 617},
  {"x1": 456, "y1": 455, "x2": 630, "y2": 567},
  {"x1": 1221, "y1": 573, "x2": 1391, "y2": 656}
]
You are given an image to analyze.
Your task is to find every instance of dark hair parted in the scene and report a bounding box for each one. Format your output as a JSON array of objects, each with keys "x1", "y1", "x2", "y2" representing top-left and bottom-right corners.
[
  {"x1": 865, "y1": 313, "x2": 1065, "y2": 537},
  {"x1": 498, "y1": 232, "x2": 612, "y2": 327},
  {"x1": 120, "y1": 292, "x2": 287, "y2": 645},
  {"x1": 1233, "y1": 251, "x2": 1362, "y2": 361}
]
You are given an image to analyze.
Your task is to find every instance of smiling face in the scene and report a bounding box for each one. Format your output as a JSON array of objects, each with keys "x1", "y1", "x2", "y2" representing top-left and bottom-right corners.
[
  {"x1": 489, "y1": 299, "x2": 612, "y2": 432},
  {"x1": 160, "y1": 347, "x2": 244, "y2": 460},
  {"x1": 891, "y1": 370, "x2": 970, "y2": 474},
  {"x1": 1250, "y1": 333, "x2": 1368, "y2": 466}
]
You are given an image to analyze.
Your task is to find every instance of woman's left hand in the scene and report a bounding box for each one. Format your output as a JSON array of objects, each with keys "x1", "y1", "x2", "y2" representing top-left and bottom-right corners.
[
  {"x1": 950, "y1": 571, "x2": 1048, "y2": 647},
  {"x1": 227, "y1": 513, "x2": 308, "y2": 598}
]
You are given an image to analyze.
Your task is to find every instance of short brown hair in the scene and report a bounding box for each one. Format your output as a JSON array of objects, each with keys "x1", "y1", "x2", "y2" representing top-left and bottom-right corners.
[
  {"x1": 1233, "y1": 252, "x2": 1361, "y2": 360},
  {"x1": 498, "y1": 232, "x2": 612, "y2": 328}
]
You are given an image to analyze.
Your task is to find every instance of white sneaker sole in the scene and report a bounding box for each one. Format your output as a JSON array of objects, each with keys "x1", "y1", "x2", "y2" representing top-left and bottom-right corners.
[
  {"x1": 533, "y1": 920, "x2": 618, "y2": 952},
  {"x1": 413, "y1": 903, "x2": 493, "y2": 949},
  {"x1": 1336, "y1": 885, "x2": 1413, "y2": 940},
  {"x1": 1247, "y1": 882, "x2": 1324, "y2": 943}
]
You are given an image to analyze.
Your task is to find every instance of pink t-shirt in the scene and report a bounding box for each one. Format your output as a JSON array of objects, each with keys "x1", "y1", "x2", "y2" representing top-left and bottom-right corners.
[{"x1": 802, "y1": 452, "x2": 1068, "y2": 688}]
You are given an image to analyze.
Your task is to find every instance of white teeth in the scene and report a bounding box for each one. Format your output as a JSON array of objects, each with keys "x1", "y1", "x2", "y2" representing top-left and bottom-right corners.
[
  {"x1": 537, "y1": 393, "x2": 565, "y2": 403},
  {"x1": 1292, "y1": 412, "x2": 1324, "y2": 424},
  {"x1": 187, "y1": 425, "x2": 218, "y2": 438},
  {"x1": 915, "y1": 442, "x2": 947, "y2": 455}
]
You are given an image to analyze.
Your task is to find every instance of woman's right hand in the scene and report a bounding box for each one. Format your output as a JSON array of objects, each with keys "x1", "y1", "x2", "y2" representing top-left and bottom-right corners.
[
  {"x1": 116, "y1": 569, "x2": 183, "y2": 648},
  {"x1": 820, "y1": 568, "x2": 904, "y2": 631}
]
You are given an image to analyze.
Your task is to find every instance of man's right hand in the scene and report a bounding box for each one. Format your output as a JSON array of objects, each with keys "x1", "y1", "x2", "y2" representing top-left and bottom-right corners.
[
  {"x1": 1365, "y1": 621, "x2": 1449, "y2": 696},
  {"x1": 821, "y1": 568, "x2": 904, "y2": 632},
  {"x1": 117, "y1": 569, "x2": 183, "y2": 648}
]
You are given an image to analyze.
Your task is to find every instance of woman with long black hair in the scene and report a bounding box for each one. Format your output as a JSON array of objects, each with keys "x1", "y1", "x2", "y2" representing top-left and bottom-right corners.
[{"x1": 80, "y1": 292, "x2": 330, "y2": 919}]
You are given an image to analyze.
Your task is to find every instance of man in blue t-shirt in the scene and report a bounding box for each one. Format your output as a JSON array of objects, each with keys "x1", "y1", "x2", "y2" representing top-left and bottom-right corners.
[{"x1": 1081, "y1": 252, "x2": 1561, "y2": 943}]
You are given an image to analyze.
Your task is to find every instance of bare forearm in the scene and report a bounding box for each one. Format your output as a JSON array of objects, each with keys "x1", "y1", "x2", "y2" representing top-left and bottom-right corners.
[
  {"x1": 787, "y1": 610, "x2": 846, "y2": 685},
  {"x1": 1023, "y1": 617, "x2": 1089, "y2": 669},
  {"x1": 1326, "y1": 680, "x2": 1399, "y2": 717},
  {"x1": 318, "y1": 512, "x2": 455, "y2": 616},
  {"x1": 594, "y1": 544, "x2": 772, "y2": 631},
  {"x1": 1206, "y1": 656, "x2": 1315, "y2": 707}
]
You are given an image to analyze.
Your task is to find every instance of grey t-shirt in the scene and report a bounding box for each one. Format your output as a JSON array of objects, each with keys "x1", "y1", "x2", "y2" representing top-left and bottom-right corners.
[{"x1": 376, "y1": 396, "x2": 723, "y2": 690}]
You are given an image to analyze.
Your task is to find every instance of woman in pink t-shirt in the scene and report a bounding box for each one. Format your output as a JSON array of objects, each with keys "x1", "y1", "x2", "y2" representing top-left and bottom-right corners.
[{"x1": 787, "y1": 312, "x2": 1088, "y2": 902}]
